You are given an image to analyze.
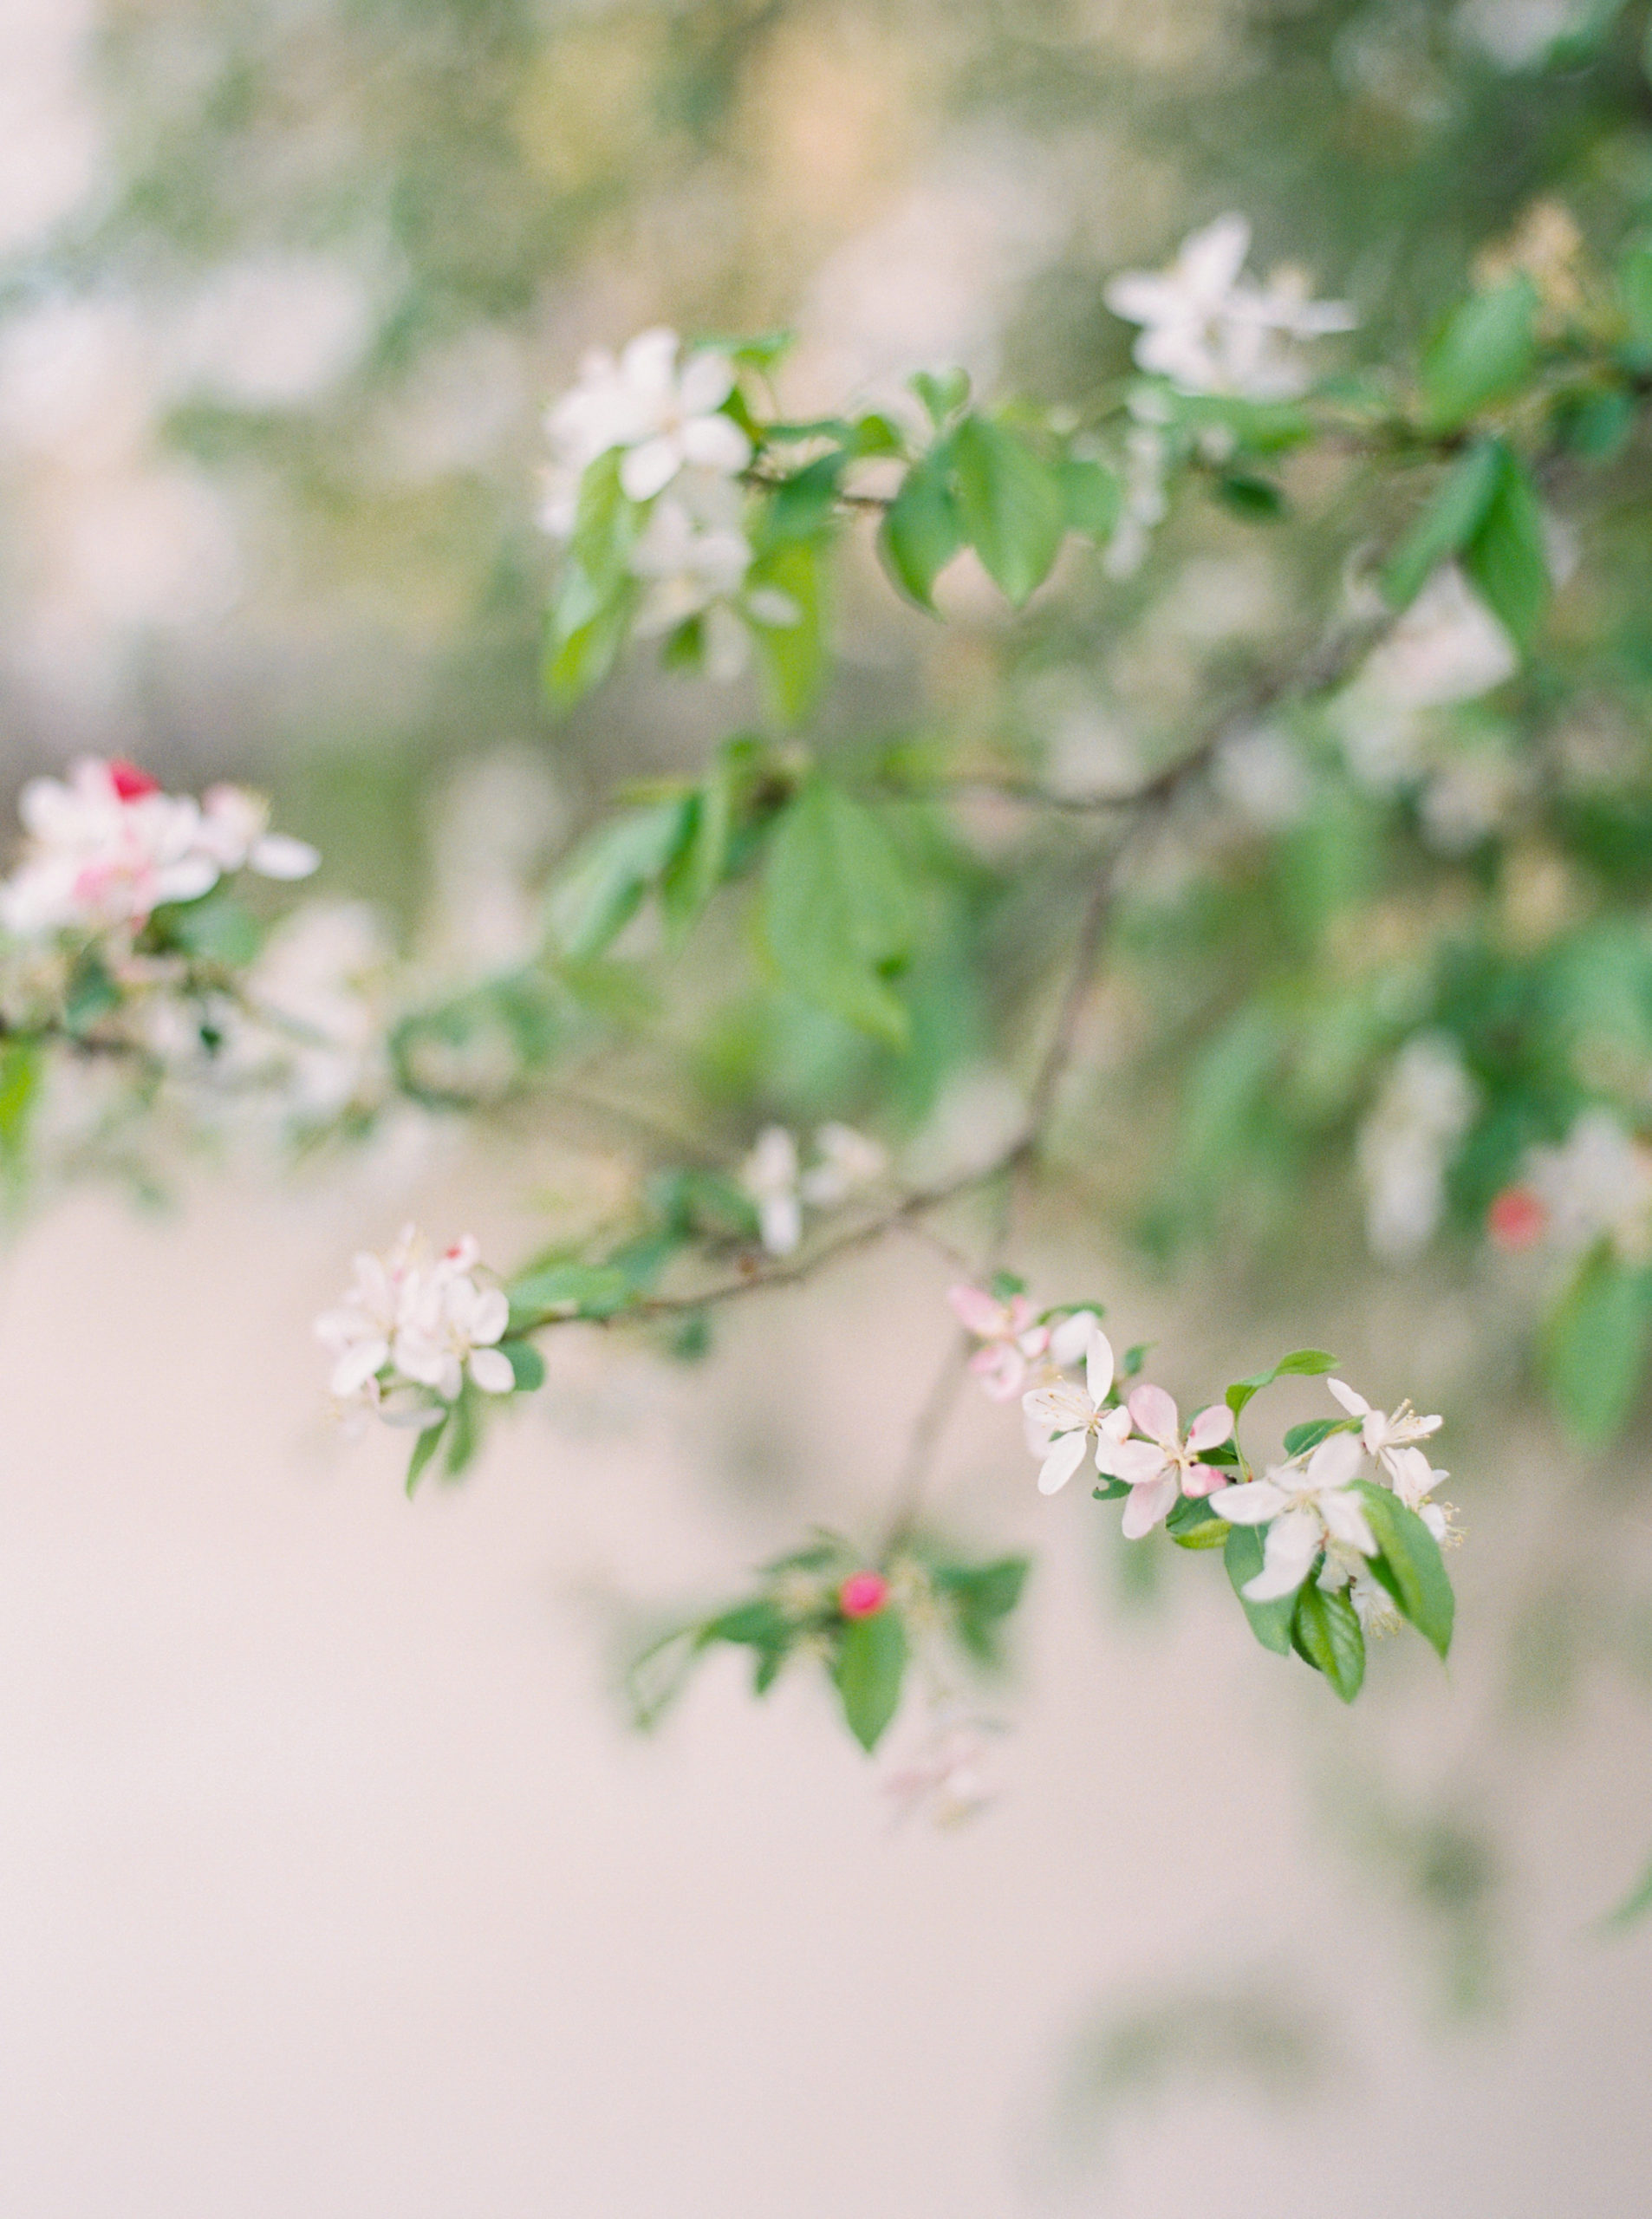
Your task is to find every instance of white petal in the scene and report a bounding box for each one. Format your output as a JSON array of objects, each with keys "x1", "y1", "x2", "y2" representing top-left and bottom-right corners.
[
  {"x1": 1083, "y1": 1328, "x2": 1115, "y2": 1407},
  {"x1": 1048, "y1": 1310, "x2": 1100, "y2": 1368},
  {"x1": 330, "y1": 1340, "x2": 387, "y2": 1397},
  {"x1": 676, "y1": 348, "x2": 736, "y2": 416},
  {"x1": 679, "y1": 412, "x2": 751, "y2": 476},
  {"x1": 467, "y1": 1285, "x2": 510, "y2": 1346},
  {"x1": 1318, "y1": 1490, "x2": 1378, "y2": 1559},
  {"x1": 1037, "y1": 1431, "x2": 1089, "y2": 1496},
  {"x1": 248, "y1": 832, "x2": 321, "y2": 880},
  {"x1": 620, "y1": 436, "x2": 683, "y2": 502},
  {"x1": 1304, "y1": 1429, "x2": 1364, "y2": 1488},
  {"x1": 1024, "y1": 1381, "x2": 1092, "y2": 1430},
  {"x1": 1209, "y1": 1479, "x2": 1287, "y2": 1524},
  {"x1": 1326, "y1": 1377, "x2": 1370, "y2": 1419},
  {"x1": 469, "y1": 1346, "x2": 516, "y2": 1395},
  {"x1": 1244, "y1": 1507, "x2": 1321, "y2": 1600}
]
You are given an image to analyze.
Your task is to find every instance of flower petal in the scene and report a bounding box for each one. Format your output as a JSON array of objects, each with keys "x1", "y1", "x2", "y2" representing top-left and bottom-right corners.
[
  {"x1": 1095, "y1": 1437, "x2": 1169, "y2": 1486},
  {"x1": 1186, "y1": 1402, "x2": 1234, "y2": 1454},
  {"x1": 680, "y1": 412, "x2": 751, "y2": 475},
  {"x1": 1318, "y1": 1489, "x2": 1377, "y2": 1559},
  {"x1": 1048, "y1": 1309, "x2": 1101, "y2": 1367},
  {"x1": 948, "y1": 1285, "x2": 1005, "y2": 1339},
  {"x1": 468, "y1": 1346, "x2": 516, "y2": 1395},
  {"x1": 1127, "y1": 1382, "x2": 1178, "y2": 1442},
  {"x1": 1083, "y1": 1328, "x2": 1115, "y2": 1407},
  {"x1": 1208, "y1": 1479, "x2": 1287, "y2": 1524},
  {"x1": 1326, "y1": 1377, "x2": 1370, "y2": 1420},
  {"x1": 1304, "y1": 1429, "x2": 1364, "y2": 1488},
  {"x1": 620, "y1": 436, "x2": 682, "y2": 502},
  {"x1": 1120, "y1": 1472, "x2": 1180, "y2": 1539},
  {"x1": 1037, "y1": 1431, "x2": 1089, "y2": 1496},
  {"x1": 1243, "y1": 1506, "x2": 1321, "y2": 1600}
]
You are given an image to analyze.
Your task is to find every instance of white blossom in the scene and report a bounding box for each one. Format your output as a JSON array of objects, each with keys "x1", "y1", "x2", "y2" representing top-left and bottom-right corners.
[
  {"x1": 1021, "y1": 1327, "x2": 1132, "y2": 1495},
  {"x1": 315, "y1": 1226, "x2": 515, "y2": 1425},
  {"x1": 542, "y1": 326, "x2": 751, "y2": 521},
  {"x1": 1211, "y1": 1430, "x2": 1378, "y2": 1603},
  {"x1": 740, "y1": 1122, "x2": 886, "y2": 1256},
  {"x1": 1326, "y1": 1377, "x2": 1443, "y2": 1485},
  {"x1": 1356, "y1": 1032, "x2": 1478, "y2": 1261},
  {"x1": 1104, "y1": 214, "x2": 1355, "y2": 401},
  {"x1": 0, "y1": 757, "x2": 317, "y2": 939},
  {"x1": 1524, "y1": 1109, "x2": 1652, "y2": 1263},
  {"x1": 628, "y1": 473, "x2": 801, "y2": 681}
]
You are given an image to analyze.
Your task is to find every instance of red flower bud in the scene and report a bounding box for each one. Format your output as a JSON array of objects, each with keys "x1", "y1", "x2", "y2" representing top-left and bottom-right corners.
[
  {"x1": 108, "y1": 759, "x2": 160, "y2": 803},
  {"x1": 1488, "y1": 1185, "x2": 1546, "y2": 1251},
  {"x1": 838, "y1": 1570, "x2": 889, "y2": 1619}
]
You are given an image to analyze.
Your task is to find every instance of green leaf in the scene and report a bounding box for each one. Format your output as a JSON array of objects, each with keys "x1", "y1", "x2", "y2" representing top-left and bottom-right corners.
[
  {"x1": 499, "y1": 1339, "x2": 545, "y2": 1392},
  {"x1": 545, "y1": 798, "x2": 694, "y2": 962},
  {"x1": 750, "y1": 535, "x2": 829, "y2": 726},
  {"x1": 405, "y1": 1417, "x2": 446, "y2": 1497},
  {"x1": 1419, "y1": 277, "x2": 1538, "y2": 433},
  {"x1": 1057, "y1": 457, "x2": 1121, "y2": 539},
  {"x1": 1462, "y1": 445, "x2": 1549, "y2": 649},
  {"x1": 507, "y1": 1260, "x2": 636, "y2": 1326},
  {"x1": 1226, "y1": 1349, "x2": 1337, "y2": 1419},
  {"x1": 660, "y1": 764, "x2": 735, "y2": 947},
  {"x1": 160, "y1": 889, "x2": 262, "y2": 966},
  {"x1": 705, "y1": 1599, "x2": 794, "y2": 1648},
  {"x1": 834, "y1": 1607, "x2": 907, "y2": 1752},
  {"x1": 1282, "y1": 1418, "x2": 1343, "y2": 1459},
  {"x1": 877, "y1": 457, "x2": 964, "y2": 612},
  {"x1": 1291, "y1": 1582, "x2": 1366, "y2": 1702},
  {"x1": 1350, "y1": 1480, "x2": 1454, "y2": 1660},
  {"x1": 765, "y1": 452, "x2": 845, "y2": 540},
  {"x1": 1381, "y1": 439, "x2": 1505, "y2": 611},
  {"x1": 0, "y1": 1038, "x2": 40, "y2": 1175},
  {"x1": 63, "y1": 952, "x2": 121, "y2": 1033},
  {"x1": 935, "y1": 1557, "x2": 1029, "y2": 1661},
  {"x1": 1224, "y1": 1524, "x2": 1295, "y2": 1655},
  {"x1": 543, "y1": 450, "x2": 643, "y2": 706},
  {"x1": 1601, "y1": 1848, "x2": 1652, "y2": 1930},
  {"x1": 1172, "y1": 1515, "x2": 1232, "y2": 1551},
  {"x1": 952, "y1": 415, "x2": 1066, "y2": 606},
  {"x1": 1217, "y1": 472, "x2": 1286, "y2": 519},
  {"x1": 910, "y1": 368, "x2": 970, "y2": 426},
  {"x1": 444, "y1": 1389, "x2": 479, "y2": 1476},
  {"x1": 1543, "y1": 1240, "x2": 1652, "y2": 1446},
  {"x1": 1617, "y1": 238, "x2": 1652, "y2": 368},
  {"x1": 762, "y1": 780, "x2": 914, "y2": 1046}
]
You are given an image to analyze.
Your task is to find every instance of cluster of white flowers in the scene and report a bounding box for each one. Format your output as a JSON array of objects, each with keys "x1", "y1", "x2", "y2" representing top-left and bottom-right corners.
[
  {"x1": 1104, "y1": 213, "x2": 1355, "y2": 402},
  {"x1": 1215, "y1": 1379, "x2": 1450, "y2": 1625},
  {"x1": 1491, "y1": 1108, "x2": 1652, "y2": 1264},
  {"x1": 1357, "y1": 1032, "x2": 1478, "y2": 1262},
  {"x1": 315, "y1": 1225, "x2": 515, "y2": 1429},
  {"x1": 952, "y1": 1287, "x2": 1452, "y2": 1624},
  {"x1": 0, "y1": 756, "x2": 317, "y2": 939},
  {"x1": 740, "y1": 1123, "x2": 888, "y2": 1255},
  {"x1": 541, "y1": 328, "x2": 794, "y2": 679}
]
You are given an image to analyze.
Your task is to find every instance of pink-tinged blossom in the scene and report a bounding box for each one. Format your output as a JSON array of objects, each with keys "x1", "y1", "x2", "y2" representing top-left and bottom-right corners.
[
  {"x1": 949, "y1": 1284, "x2": 1050, "y2": 1402},
  {"x1": 1095, "y1": 1385, "x2": 1235, "y2": 1539},
  {"x1": 883, "y1": 1703, "x2": 998, "y2": 1829},
  {"x1": 315, "y1": 1225, "x2": 515, "y2": 1425},
  {"x1": 1022, "y1": 1327, "x2": 1131, "y2": 1494},
  {"x1": 542, "y1": 327, "x2": 751, "y2": 513},
  {"x1": 1210, "y1": 1431, "x2": 1378, "y2": 1602},
  {"x1": 1324, "y1": 1378, "x2": 1442, "y2": 1487},
  {"x1": 0, "y1": 757, "x2": 317, "y2": 938},
  {"x1": 741, "y1": 1123, "x2": 886, "y2": 1257}
]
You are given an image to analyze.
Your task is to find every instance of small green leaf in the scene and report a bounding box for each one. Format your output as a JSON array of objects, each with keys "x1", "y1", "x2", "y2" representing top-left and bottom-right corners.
[
  {"x1": 1463, "y1": 444, "x2": 1549, "y2": 649},
  {"x1": 444, "y1": 1390, "x2": 479, "y2": 1476},
  {"x1": 1419, "y1": 277, "x2": 1538, "y2": 433},
  {"x1": 1217, "y1": 472, "x2": 1286, "y2": 519},
  {"x1": 1543, "y1": 1240, "x2": 1652, "y2": 1446},
  {"x1": 543, "y1": 449, "x2": 643, "y2": 706},
  {"x1": 1226, "y1": 1349, "x2": 1337, "y2": 1418},
  {"x1": 877, "y1": 457, "x2": 964, "y2": 612},
  {"x1": 835, "y1": 1607, "x2": 907, "y2": 1752},
  {"x1": 952, "y1": 415, "x2": 1066, "y2": 606},
  {"x1": 1172, "y1": 1516, "x2": 1232, "y2": 1551},
  {"x1": 910, "y1": 368, "x2": 970, "y2": 426},
  {"x1": 500, "y1": 1339, "x2": 545, "y2": 1392},
  {"x1": 1617, "y1": 238, "x2": 1652, "y2": 368},
  {"x1": 1291, "y1": 1582, "x2": 1366, "y2": 1702},
  {"x1": 660, "y1": 758, "x2": 736, "y2": 947},
  {"x1": 750, "y1": 535, "x2": 829, "y2": 726},
  {"x1": 0, "y1": 1038, "x2": 40, "y2": 1175},
  {"x1": 762, "y1": 780, "x2": 914, "y2": 1046},
  {"x1": 63, "y1": 952, "x2": 121, "y2": 1033},
  {"x1": 160, "y1": 889, "x2": 262, "y2": 966},
  {"x1": 405, "y1": 1417, "x2": 446, "y2": 1497},
  {"x1": 1350, "y1": 1480, "x2": 1454, "y2": 1660},
  {"x1": 1057, "y1": 457, "x2": 1121, "y2": 539},
  {"x1": 934, "y1": 1557, "x2": 1029, "y2": 1661},
  {"x1": 545, "y1": 798, "x2": 694, "y2": 963},
  {"x1": 1381, "y1": 439, "x2": 1505, "y2": 611},
  {"x1": 1282, "y1": 1418, "x2": 1343, "y2": 1459},
  {"x1": 1224, "y1": 1524, "x2": 1295, "y2": 1655},
  {"x1": 507, "y1": 1260, "x2": 636, "y2": 1326}
]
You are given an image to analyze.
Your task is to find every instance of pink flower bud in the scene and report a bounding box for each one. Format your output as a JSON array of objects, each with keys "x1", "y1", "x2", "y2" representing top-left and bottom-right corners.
[
  {"x1": 1488, "y1": 1185, "x2": 1546, "y2": 1251},
  {"x1": 108, "y1": 759, "x2": 160, "y2": 803},
  {"x1": 838, "y1": 1571, "x2": 889, "y2": 1619}
]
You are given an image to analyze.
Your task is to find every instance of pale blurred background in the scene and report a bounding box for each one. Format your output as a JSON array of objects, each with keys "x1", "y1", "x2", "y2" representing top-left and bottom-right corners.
[{"x1": 3, "y1": 0, "x2": 1652, "y2": 2210}]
